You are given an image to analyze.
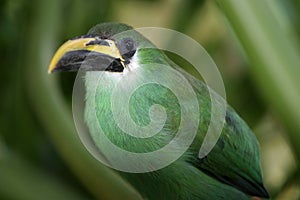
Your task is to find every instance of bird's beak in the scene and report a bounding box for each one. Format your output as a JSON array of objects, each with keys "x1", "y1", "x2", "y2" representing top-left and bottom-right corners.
[{"x1": 48, "y1": 37, "x2": 125, "y2": 73}]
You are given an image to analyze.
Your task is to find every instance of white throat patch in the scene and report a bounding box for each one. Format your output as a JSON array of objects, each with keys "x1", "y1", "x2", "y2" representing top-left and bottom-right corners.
[{"x1": 102, "y1": 51, "x2": 140, "y2": 82}]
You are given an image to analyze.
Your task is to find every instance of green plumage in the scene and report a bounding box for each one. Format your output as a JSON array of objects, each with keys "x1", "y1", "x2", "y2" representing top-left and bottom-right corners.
[{"x1": 53, "y1": 23, "x2": 269, "y2": 199}]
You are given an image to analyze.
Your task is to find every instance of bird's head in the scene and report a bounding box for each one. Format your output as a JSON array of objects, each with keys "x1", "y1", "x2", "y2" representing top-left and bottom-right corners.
[{"x1": 48, "y1": 22, "x2": 165, "y2": 74}]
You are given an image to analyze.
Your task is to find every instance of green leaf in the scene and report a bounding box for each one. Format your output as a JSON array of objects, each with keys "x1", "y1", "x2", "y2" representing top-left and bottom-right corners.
[{"x1": 215, "y1": 0, "x2": 300, "y2": 162}]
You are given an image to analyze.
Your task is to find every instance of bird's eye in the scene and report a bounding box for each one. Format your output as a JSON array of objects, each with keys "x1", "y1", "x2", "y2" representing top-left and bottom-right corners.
[
  {"x1": 120, "y1": 37, "x2": 136, "y2": 59},
  {"x1": 124, "y1": 38, "x2": 134, "y2": 51}
]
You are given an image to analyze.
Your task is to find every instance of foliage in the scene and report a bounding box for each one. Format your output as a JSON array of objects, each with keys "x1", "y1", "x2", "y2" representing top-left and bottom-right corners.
[{"x1": 0, "y1": 0, "x2": 299, "y2": 199}]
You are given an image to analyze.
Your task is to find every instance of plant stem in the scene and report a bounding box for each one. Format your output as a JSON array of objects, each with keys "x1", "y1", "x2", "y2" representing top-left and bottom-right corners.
[
  {"x1": 0, "y1": 150, "x2": 87, "y2": 200},
  {"x1": 216, "y1": 0, "x2": 300, "y2": 163}
]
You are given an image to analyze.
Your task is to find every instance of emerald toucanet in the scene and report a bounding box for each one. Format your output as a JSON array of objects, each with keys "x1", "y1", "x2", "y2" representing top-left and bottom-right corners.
[{"x1": 48, "y1": 22, "x2": 269, "y2": 200}]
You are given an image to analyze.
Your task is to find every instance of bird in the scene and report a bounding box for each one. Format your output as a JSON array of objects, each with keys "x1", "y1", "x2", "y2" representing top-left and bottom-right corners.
[{"x1": 48, "y1": 22, "x2": 269, "y2": 200}]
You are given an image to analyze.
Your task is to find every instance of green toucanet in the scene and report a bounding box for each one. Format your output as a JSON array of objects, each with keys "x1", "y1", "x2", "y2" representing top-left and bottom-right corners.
[{"x1": 48, "y1": 22, "x2": 269, "y2": 200}]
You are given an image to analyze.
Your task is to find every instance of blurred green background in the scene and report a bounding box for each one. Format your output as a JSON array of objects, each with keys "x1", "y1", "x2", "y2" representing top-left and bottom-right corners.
[{"x1": 1, "y1": 0, "x2": 300, "y2": 199}]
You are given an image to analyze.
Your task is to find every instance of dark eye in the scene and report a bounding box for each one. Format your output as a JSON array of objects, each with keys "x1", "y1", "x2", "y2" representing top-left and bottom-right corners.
[
  {"x1": 120, "y1": 37, "x2": 136, "y2": 59},
  {"x1": 124, "y1": 38, "x2": 134, "y2": 51}
]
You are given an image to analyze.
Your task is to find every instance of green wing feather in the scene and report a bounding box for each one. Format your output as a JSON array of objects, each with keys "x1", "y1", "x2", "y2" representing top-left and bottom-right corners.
[{"x1": 177, "y1": 67, "x2": 269, "y2": 198}]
